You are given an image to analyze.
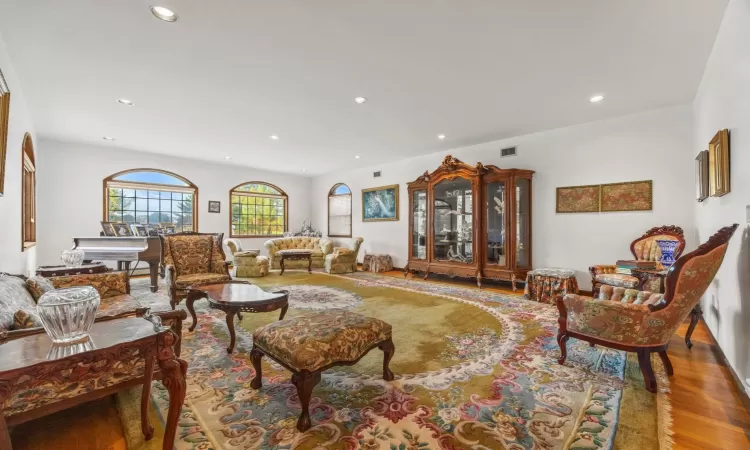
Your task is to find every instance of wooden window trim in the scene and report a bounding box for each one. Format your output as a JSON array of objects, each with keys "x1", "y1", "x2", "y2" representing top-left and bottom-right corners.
[
  {"x1": 21, "y1": 133, "x2": 36, "y2": 251},
  {"x1": 328, "y1": 183, "x2": 352, "y2": 238},
  {"x1": 102, "y1": 168, "x2": 199, "y2": 232},
  {"x1": 229, "y1": 181, "x2": 288, "y2": 238}
]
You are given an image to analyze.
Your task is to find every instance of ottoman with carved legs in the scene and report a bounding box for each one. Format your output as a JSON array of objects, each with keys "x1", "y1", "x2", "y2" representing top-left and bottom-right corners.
[{"x1": 250, "y1": 310, "x2": 395, "y2": 432}]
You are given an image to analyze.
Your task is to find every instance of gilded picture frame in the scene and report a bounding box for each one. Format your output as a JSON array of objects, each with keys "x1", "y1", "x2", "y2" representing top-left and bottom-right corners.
[
  {"x1": 555, "y1": 184, "x2": 600, "y2": 213},
  {"x1": 695, "y1": 150, "x2": 709, "y2": 202},
  {"x1": 0, "y1": 68, "x2": 10, "y2": 197},
  {"x1": 600, "y1": 180, "x2": 653, "y2": 212},
  {"x1": 708, "y1": 129, "x2": 730, "y2": 197},
  {"x1": 362, "y1": 184, "x2": 399, "y2": 222}
]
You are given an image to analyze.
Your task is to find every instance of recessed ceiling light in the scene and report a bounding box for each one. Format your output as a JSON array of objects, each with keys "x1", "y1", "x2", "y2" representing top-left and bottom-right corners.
[
  {"x1": 225, "y1": 156, "x2": 232, "y2": 160},
  {"x1": 150, "y1": 6, "x2": 178, "y2": 22},
  {"x1": 437, "y1": 134, "x2": 446, "y2": 140},
  {"x1": 116, "y1": 99, "x2": 134, "y2": 106},
  {"x1": 354, "y1": 97, "x2": 367, "y2": 104},
  {"x1": 102, "y1": 136, "x2": 115, "y2": 141},
  {"x1": 355, "y1": 155, "x2": 360, "y2": 159},
  {"x1": 269, "y1": 135, "x2": 279, "y2": 140},
  {"x1": 301, "y1": 169, "x2": 308, "y2": 172},
  {"x1": 589, "y1": 95, "x2": 604, "y2": 103}
]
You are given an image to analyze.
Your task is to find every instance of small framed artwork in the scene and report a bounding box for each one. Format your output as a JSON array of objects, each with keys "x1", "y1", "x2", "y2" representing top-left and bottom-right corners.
[
  {"x1": 100, "y1": 221, "x2": 116, "y2": 236},
  {"x1": 208, "y1": 200, "x2": 221, "y2": 213},
  {"x1": 362, "y1": 184, "x2": 399, "y2": 222},
  {"x1": 555, "y1": 185, "x2": 600, "y2": 213},
  {"x1": 112, "y1": 222, "x2": 133, "y2": 236},
  {"x1": 130, "y1": 223, "x2": 148, "y2": 237},
  {"x1": 0, "y1": 68, "x2": 9, "y2": 196},
  {"x1": 695, "y1": 150, "x2": 709, "y2": 202},
  {"x1": 708, "y1": 129, "x2": 730, "y2": 197},
  {"x1": 601, "y1": 180, "x2": 653, "y2": 212},
  {"x1": 145, "y1": 224, "x2": 160, "y2": 236},
  {"x1": 160, "y1": 222, "x2": 176, "y2": 234}
]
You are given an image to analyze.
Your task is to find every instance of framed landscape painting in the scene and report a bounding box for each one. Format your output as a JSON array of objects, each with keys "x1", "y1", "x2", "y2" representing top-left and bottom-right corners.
[
  {"x1": 601, "y1": 180, "x2": 653, "y2": 212},
  {"x1": 362, "y1": 184, "x2": 399, "y2": 222},
  {"x1": 556, "y1": 185, "x2": 600, "y2": 213}
]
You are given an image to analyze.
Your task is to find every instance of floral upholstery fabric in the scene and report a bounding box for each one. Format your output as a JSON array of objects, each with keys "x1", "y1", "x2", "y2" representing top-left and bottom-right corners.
[
  {"x1": 362, "y1": 253, "x2": 394, "y2": 273},
  {"x1": 235, "y1": 253, "x2": 269, "y2": 278},
  {"x1": 163, "y1": 234, "x2": 227, "y2": 276},
  {"x1": 14, "y1": 309, "x2": 42, "y2": 329},
  {"x1": 265, "y1": 237, "x2": 333, "y2": 269},
  {"x1": 564, "y1": 243, "x2": 729, "y2": 347},
  {"x1": 596, "y1": 285, "x2": 664, "y2": 305},
  {"x1": 324, "y1": 238, "x2": 363, "y2": 274},
  {"x1": 253, "y1": 310, "x2": 391, "y2": 372},
  {"x1": 96, "y1": 294, "x2": 142, "y2": 319},
  {"x1": 174, "y1": 273, "x2": 232, "y2": 289},
  {"x1": 524, "y1": 268, "x2": 579, "y2": 304},
  {"x1": 26, "y1": 276, "x2": 55, "y2": 302},
  {"x1": 632, "y1": 235, "x2": 681, "y2": 261},
  {"x1": 593, "y1": 273, "x2": 639, "y2": 288},
  {"x1": 0, "y1": 274, "x2": 38, "y2": 331},
  {"x1": 49, "y1": 272, "x2": 129, "y2": 299}
]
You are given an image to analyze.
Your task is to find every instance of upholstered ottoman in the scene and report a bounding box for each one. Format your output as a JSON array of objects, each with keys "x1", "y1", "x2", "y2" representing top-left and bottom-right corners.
[
  {"x1": 234, "y1": 250, "x2": 269, "y2": 278},
  {"x1": 250, "y1": 310, "x2": 395, "y2": 431}
]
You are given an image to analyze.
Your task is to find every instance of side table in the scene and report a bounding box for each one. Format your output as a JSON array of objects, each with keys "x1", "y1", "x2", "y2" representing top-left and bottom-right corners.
[
  {"x1": 35, "y1": 262, "x2": 108, "y2": 278},
  {"x1": 631, "y1": 268, "x2": 702, "y2": 349},
  {"x1": 0, "y1": 316, "x2": 187, "y2": 450},
  {"x1": 523, "y1": 268, "x2": 579, "y2": 305},
  {"x1": 362, "y1": 254, "x2": 394, "y2": 273}
]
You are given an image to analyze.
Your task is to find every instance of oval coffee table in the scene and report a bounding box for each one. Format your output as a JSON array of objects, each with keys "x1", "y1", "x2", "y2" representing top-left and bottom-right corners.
[{"x1": 186, "y1": 281, "x2": 289, "y2": 353}]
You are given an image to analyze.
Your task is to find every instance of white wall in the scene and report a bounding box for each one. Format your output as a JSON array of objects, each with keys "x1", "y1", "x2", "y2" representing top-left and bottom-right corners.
[
  {"x1": 312, "y1": 105, "x2": 695, "y2": 289},
  {"x1": 692, "y1": 0, "x2": 750, "y2": 393},
  {"x1": 36, "y1": 141, "x2": 312, "y2": 266},
  {"x1": 0, "y1": 34, "x2": 36, "y2": 275}
]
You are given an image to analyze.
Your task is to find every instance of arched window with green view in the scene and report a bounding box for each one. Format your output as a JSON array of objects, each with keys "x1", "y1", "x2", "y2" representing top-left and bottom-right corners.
[
  {"x1": 230, "y1": 182, "x2": 288, "y2": 237},
  {"x1": 103, "y1": 169, "x2": 197, "y2": 232}
]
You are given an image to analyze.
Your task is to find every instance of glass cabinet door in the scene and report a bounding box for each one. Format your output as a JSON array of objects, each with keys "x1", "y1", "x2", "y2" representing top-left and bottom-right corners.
[
  {"x1": 485, "y1": 180, "x2": 507, "y2": 266},
  {"x1": 433, "y1": 178, "x2": 473, "y2": 263},
  {"x1": 516, "y1": 178, "x2": 531, "y2": 268},
  {"x1": 411, "y1": 190, "x2": 427, "y2": 259}
]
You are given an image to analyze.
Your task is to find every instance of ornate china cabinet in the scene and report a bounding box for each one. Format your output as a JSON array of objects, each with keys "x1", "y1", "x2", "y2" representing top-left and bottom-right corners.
[{"x1": 405, "y1": 155, "x2": 534, "y2": 290}]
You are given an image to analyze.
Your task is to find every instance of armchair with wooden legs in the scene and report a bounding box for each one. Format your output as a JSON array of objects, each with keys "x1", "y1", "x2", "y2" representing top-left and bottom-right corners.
[
  {"x1": 161, "y1": 232, "x2": 232, "y2": 309},
  {"x1": 557, "y1": 224, "x2": 738, "y2": 392}
]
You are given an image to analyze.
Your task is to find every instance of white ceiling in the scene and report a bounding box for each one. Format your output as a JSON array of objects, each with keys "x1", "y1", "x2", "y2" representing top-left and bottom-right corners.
[{"x1": 0, "y1": 0, "x2": 728, "y2": 176}]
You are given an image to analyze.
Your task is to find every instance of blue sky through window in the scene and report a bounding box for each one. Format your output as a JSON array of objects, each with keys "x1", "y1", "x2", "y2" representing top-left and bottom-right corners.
[{"x1": 113, "y1": 171, "x2": 188, "y2": 186}]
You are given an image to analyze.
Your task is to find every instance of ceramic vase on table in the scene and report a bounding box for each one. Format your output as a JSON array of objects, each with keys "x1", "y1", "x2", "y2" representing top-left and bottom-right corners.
[
  {"x1": 61, "y1": 248, "x2": 85, "y2": 268},
  {"x1": 656, "y1": 239, "x2": 678, "y2": 268},
  {"x1": 37, "y1": 286, "x2": 100, "y2": 344}
]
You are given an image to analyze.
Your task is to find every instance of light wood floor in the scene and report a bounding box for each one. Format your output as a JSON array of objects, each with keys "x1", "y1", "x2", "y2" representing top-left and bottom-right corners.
[{"x1": 10, "y1": 271, "x2": 750, "y2": 449}]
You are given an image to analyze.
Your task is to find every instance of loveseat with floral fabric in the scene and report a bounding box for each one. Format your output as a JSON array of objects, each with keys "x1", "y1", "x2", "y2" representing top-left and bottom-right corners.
[{"x1": 264, "y1": 237, "x2": 333, "y2": 270}]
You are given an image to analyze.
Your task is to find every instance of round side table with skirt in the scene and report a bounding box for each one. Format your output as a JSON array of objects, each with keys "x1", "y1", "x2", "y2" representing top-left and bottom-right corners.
[{"x1": 523, "y1": 268, "x2": 579, "y2": 304}]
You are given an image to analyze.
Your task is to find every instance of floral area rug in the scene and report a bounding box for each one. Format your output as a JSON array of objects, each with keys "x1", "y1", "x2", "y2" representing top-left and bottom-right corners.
[{"x1": 122, "y1": 271, "x2": 672, "y2": 449}]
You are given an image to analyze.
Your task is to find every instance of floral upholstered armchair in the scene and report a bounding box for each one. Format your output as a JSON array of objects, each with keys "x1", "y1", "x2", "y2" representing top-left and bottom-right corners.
[
  {"x1": 558, "y1": 224, "x2": 737, "y2": 392},
  {"x1": 590, "y1": 225, "x2": 685, "y2": 295},
  {"x1": 324, "y1": 237, "x2": 364, "y2": 274},
  {"x1": 162, "y1": 232, "x2": 231, "y2": 309}
]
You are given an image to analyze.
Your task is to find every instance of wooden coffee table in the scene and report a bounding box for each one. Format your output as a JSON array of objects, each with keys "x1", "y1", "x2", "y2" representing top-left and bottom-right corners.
[
  {"x1": 277, "y1": 249, "x2": 314, "y2": 275},
  {"x1": 186, "y1": 281, "x2": 289, "y2": 353}
]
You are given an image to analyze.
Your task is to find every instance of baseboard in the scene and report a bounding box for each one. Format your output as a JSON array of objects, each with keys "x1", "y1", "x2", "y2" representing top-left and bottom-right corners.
[{"x1": 702, "y1": 319, "x2": 750, "y2": 413}]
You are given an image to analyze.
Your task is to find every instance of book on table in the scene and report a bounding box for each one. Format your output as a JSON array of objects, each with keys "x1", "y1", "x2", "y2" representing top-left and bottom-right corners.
[{"x1": 616, "y1": 260, "x2": 658, "y2": 270}]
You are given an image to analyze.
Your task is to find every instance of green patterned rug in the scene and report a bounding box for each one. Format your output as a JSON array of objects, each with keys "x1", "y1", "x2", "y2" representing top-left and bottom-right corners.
[{"x1": 121, "y1": 271, "x2": 672, "y2": 449}]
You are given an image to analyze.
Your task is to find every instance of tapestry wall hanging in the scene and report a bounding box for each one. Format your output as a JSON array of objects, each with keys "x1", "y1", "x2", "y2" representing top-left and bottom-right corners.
[
  {"x1": 555, "y1": 184, "x2": 600, "y2": 213},
  {"x1": 600, "y1": 180, "x2": 653, "y2": 212}
]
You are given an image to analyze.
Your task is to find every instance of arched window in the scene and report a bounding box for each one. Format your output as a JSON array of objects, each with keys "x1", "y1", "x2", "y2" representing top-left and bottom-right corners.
[
  {"x1": 230, "y1": 182, "x2": 288, "y2": 237},
  {"x1": 21, "y1": 133, "x2": 36, "y2": 250},
  {"x1": 103, "y1": 169, "x2": 198, "y2": 232},
  {"x1": 328, "y1": 183, "x2": 351, "y2": 237}
]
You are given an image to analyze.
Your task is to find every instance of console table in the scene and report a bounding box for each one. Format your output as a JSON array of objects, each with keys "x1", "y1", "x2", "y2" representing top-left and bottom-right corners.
[{"x1": 0, "y1": 316, "x2": 187, "y2": 450}]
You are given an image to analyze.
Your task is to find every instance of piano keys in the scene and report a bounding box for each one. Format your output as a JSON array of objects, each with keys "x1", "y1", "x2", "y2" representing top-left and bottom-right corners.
[{"x1": 72, "y1": 236, "x2": 161, "y2": 292}]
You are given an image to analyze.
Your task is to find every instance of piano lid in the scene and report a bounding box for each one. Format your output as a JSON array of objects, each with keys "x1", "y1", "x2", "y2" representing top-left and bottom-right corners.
[{"x1": 73, "y1": 236, "x2": 150, "y2": 252}]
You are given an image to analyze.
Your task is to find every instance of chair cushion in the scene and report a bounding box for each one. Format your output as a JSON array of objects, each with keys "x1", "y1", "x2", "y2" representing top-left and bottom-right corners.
[
  {"x1": 253, "y1": 311, "x2": 392, "y2": 372},
  {"x1": 48, "y1": 273, "x2": 129, "y2": 299},
  {"x1": 169, "y1": 235, "x2": 215, "y2": 275},
  {"x1": 593, "y1": 273, "x2": 639, "y2": 288},
  {"x1": 175, "y1": 273, "x2": 232, "y2": 289},
  {"x1": 0, "y1": 275, "x2": 38, "y2": 331}
]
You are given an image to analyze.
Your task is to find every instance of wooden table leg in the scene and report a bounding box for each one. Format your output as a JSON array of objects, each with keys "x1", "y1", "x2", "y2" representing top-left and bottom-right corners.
[
  {"x1": 279, "y1": 303, "x2": 289, "y2": 320},
  {"x1": 250, "y1": 346, "x2": 264, "y2": 389},
  {"x1": 186, "y1": 292, "x2": 201, "y2": 332},
  {"x1": 141, "y1": 352, "x2": 156, "y2": 440},
  {"x1": 378, "y1": 338, "x2": 395, "y2": 381},
  {"x1": 280, "y1": 257, "x2": 285, "y2": 275},
  {"x1": 225, "y1": 310, "x2": 237, "y2": 353},
  {"x1": 291, "y1": 370, "x2": 321, "y2": 432},
  {"x1": 157, "y1": 332, "x2": 188, "y2": 450},
  {"x1": 307, "y1": 256, "x2": 312, "y2": 274},
  {"x1": 148, "y1": 261, "x2": 159, "y2": 293}
]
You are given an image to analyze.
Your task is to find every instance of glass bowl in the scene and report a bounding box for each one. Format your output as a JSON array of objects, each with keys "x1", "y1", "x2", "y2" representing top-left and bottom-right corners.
[{"x1": 37, "y1": 286, "x2": 100, "y2": 344}]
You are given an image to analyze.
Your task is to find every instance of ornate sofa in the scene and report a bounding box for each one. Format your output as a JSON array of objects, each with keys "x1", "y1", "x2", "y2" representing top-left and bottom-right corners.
[
  {"x1": 558, "y1": 224, "x2": 738, "y2": 392},
  {"x1": 264, "y1": 237, "x2": 333, "y2": 270},
  {"x1": 589, "y1": 225, "x2": 685, "y2": 295},
  {"x1": 324, "y1": 237, "x2": 364, "y2": 274},
  {"x1": 162, "y1": 232, "x2": 232, "y2": 309}
]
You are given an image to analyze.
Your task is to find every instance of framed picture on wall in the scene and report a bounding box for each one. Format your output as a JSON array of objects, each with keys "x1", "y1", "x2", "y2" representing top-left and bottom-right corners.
[
  {"x1": 0, "y1": 68, "x2": 10, "y2": 196},
  {"x1": 362, "y1": 184, "x2": 399, "y2": 222},
  {"x1": 208, "y1": 200, "x2": 221, "y2": 213},
  {"x1": 708, "y1": 129, "x2": 730, "y2": 197},
  {"x1": 695, "y1": 150, "x2": 709, "y2": 202}
]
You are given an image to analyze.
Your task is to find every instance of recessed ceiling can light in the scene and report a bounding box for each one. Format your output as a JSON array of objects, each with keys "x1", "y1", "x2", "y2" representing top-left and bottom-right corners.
[
  {"x1": 301, "y1": 169, "x2": 308, "y2": 172},
  {"x1": 437, "y1": 134, "x2": 446, "y2": 140},
  {"x1": 269, "y1": 135, "x2": 279, "y2": 140},
  {"x1": 116, "y1": 98, "x2": 134, "y2": 106},
  {"x1": 102, "y1": 136, "x2": 115, "y2": 141},
  {"x1": 589, "y1": 95, "x2": 604, "y2": 103},
  {"x1": 225, "y1": 156, "x2": 232, "y2": 160},
  {"x1": 151, "y1": 6, "x2": 178, "y2": 22},
  {"x1": 355, "y1": 155, "x2": 361, "y2": 159},
  {"x1": 354, "y1": 97, "x2": 367, "y2": 104}
]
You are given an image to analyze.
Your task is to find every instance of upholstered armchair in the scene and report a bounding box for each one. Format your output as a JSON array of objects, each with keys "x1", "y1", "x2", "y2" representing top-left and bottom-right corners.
[
  {"x1": 324, "y1": 237, "x2": 364, "y2": 274},
  {"x1": 162, "y1": 232, "x2": 231, "y2": 309},
  {"x1": 590, "y1": 225, "x2": 686, "y2": 295},
  {"x1": 558, "y1": 225, "x2": 738, "y2": 392}
]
